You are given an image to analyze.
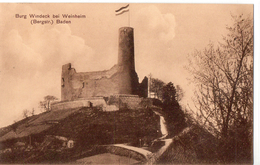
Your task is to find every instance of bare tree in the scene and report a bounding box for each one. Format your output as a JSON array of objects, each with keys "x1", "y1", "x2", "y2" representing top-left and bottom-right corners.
[
  {"x1": 31, "y1": 108, "x2": 35, "y2": 116},
  {"x1": 23, "y1": 109, "x2": 30, "y2": 118},
  {"x1": 39, "y1": 95, "x2": 58, "y2": 112},
  {"x1": 188, "y1": 14, "x2": 253, "y2": 138}
]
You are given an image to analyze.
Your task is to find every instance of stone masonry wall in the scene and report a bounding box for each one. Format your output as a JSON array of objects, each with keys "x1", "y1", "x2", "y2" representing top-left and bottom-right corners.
[
  {"x1": 61, "y1": 27, "x2": 139, "y2": 102},
  {"x1": 51, "y1": 97, "x2": 119, "y2": 111},
  {"x1": 61, "y1": 64, "x2": 120, "y2": 101}
]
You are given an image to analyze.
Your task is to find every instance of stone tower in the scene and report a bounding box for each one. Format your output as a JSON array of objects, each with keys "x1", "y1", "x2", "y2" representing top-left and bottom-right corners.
[
  {"x1": 60, "y1": 27, "x2": 140, "y2": 102},
  {"x1": 117, "y1": 27, "x2": 139, "y2": 95}
]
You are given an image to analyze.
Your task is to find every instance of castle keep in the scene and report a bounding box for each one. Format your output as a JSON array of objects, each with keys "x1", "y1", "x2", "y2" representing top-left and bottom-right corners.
[{"x1": 52, "y1": 27, "x2": 147, "y2": 111}]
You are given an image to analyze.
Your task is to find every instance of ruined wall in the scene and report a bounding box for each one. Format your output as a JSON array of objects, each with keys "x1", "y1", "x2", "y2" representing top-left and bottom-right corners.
[
  {"x1": 61, "y1": 27, "x2": 140, "y2": 101},
  {"x1": 61, "y1": 63, "x2": 120, "y2": 101}
]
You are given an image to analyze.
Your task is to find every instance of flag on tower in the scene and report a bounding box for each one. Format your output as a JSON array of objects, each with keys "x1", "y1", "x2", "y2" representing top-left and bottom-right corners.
[{"x1": 115, "y1": 4, "x2": 129, "y2": 16}]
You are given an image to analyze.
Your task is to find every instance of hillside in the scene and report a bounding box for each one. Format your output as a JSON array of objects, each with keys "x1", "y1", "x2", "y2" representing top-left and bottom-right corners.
[
  {"x1": 0, "y1": 107, "x2": 161, "y2": 163},
  {"x1": 156, "y1": 125, "x2": 218, "y2": 164},
  {"x1": 0, "y1": 101, "x2": 238, "y2": 164},
  {"x1": 0, "y1": 108, "x2": 81, "y2": 142}
]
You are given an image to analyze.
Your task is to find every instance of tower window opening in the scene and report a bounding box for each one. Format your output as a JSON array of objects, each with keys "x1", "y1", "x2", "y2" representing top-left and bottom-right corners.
[{"x1": 62, "y1": 78, "x2": 65, "y2": 87}]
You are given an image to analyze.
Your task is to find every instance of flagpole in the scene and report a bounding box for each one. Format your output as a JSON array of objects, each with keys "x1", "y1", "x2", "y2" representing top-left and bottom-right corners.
[
  {"x1": 115, "y1": 4, "x2": 130, "y2": 26},
  {"x1": 148, "y1": 73, "x2": 151, "y2": 98},
  {"x1": 128, "y1": 4, "x2": 130, "y2": 27}
]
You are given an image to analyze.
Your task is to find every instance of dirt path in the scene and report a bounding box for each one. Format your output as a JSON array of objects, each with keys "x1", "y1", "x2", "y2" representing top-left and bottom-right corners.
[
  {"x1": 104, "y1": 110, "x2": 170, "y2": 164},
  {"x1": 112, "y1": 144, "x2": 152, "y2": 160},
  {"x1": 144, "y1": 110, "x2": 171, "y2": 164},
  {"x1": 76, "y1": 110, "x2": 189, "y2": 164},
  {"x1": 153, "y1": 110, "x2": 168, "y2": 140},
  {"x1": 76, "y1": 153, "x2": 140, "y2": 164},
  {"x1": 148, "y1": 127, "x2": 191, "y2": 164},
  {"x1": 112, "y1": 110, "x2": 172, "y2": 164}
]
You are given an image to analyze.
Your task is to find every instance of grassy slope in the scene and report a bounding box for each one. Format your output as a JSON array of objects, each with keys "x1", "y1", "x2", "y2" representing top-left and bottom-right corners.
[
  {"x1": 0, "y1": 107, "x2": 161, "y2": 163},
  {"x1": 156, "y1": 124, "x2": 219, "y2": 164},
  {"x1": 0, "y1": 108, "x2": 81, "y2": 142},
  {"x1": 43, "y1": 107, "x2": 161, "y2": 147}
]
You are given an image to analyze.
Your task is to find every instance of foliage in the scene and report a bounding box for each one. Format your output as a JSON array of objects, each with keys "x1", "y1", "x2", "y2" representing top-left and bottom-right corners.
[
  {"x1": 39, "y1": 95, "x2": 58, "y2": 112},
  {"x1": 162, "y1": 82, "x2": 178, "y2": 106},
  {"x1": 162, "y1": 82, "x2": 187, "y2": 136},
  {"x1": 188, "y1": 14, "x2": 253, "y2": 163},
  {"x1": 149, "y1": 77, "x2": 187, "y2": 135},
  {"x1": 149, "y1": 77, "x2": 165, "y2": 100}
]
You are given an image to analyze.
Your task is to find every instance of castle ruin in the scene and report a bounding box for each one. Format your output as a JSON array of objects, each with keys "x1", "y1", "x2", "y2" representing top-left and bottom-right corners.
[{"x1": 52, "y1": 27, "x2": 148, "y2": 111}]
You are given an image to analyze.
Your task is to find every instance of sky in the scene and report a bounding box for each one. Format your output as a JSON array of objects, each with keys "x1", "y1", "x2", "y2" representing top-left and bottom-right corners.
[{"x1": 0, "y1": 3, "x2": 254, "y2": 128}]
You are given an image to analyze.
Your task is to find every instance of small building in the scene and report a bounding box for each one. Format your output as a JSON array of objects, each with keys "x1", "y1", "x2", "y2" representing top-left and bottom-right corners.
[{"x1": 67, "y1": 140, "x2": 74, "y2": 148}]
